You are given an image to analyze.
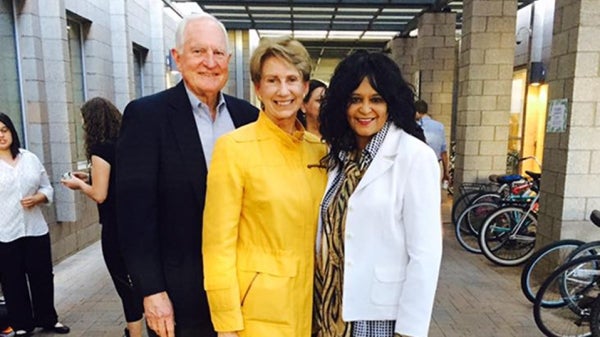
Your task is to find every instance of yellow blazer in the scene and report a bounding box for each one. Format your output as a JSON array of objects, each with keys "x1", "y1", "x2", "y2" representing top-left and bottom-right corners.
[{"x1": 203, "y1": 112, "x2": 327, "y2": 337}]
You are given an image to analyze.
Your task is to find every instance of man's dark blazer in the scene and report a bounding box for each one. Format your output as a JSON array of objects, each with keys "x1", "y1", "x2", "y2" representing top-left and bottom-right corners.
[{"x1": 116, "y1": 81, "x2": 258, "y2": 331}]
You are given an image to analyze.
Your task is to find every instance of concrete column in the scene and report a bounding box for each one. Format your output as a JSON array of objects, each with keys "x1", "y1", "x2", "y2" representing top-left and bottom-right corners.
[
  {"x1": 225, "y1": 30, "x2": 254, "y2": 101},
  {"x1": 417, "y1": 12, "x2": 457, "y2": 131},
  {"x1": 454, "y1": 0, "x2": 517, "y2": 185},
  {"x1": 387, "y1": 37, "x2": 418, "y2": 90},
  {"x1": 147, "y1": 0, "x2": 166, "y2": 96},
  {"x1": 32, "y1": 1, "x2": 76, "y2": 222},
  {"x1": 110, "y1": 0, "x2": 134, "y2": 110},
  {"x1": 537, "y1": 0, "x2": 600, "y2": 243}
]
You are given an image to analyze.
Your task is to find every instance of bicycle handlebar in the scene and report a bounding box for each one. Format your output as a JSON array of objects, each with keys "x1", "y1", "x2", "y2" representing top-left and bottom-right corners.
[{"x1": 518, "y1": 156, "x2": 543, "y2": 170}]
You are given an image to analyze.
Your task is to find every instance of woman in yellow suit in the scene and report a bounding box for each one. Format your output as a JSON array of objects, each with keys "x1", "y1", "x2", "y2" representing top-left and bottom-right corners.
[{"x1": 202, "y1": 36, "x2": 327, "y2": 337}]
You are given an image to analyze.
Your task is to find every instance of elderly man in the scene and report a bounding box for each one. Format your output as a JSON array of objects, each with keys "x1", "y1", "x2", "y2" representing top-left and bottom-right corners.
[{"x1": 116, "y1": 13, "x2": 258, "y2": 337}]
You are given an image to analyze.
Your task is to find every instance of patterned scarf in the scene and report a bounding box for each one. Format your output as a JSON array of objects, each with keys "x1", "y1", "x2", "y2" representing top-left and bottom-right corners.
[{"x1": 314, "y1": 122, "x2": 390, "y2": 337}]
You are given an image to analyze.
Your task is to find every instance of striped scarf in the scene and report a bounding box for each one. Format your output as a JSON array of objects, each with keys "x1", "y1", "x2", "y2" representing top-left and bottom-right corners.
[{"x1": 314, "y1": 122, "x2": 390, "y2": 337}]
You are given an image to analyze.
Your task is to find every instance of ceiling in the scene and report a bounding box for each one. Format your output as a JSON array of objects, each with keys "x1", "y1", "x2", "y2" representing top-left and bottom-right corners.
[{"x1": 170, "y1": 0, "x2": 534, "y2": 79}]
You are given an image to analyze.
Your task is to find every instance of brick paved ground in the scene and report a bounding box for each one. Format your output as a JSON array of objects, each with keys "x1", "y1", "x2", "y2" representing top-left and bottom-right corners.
[
  {"x1": 41, "y1": 195, "x2": 541, "y2": 337},
  {"x1": 431, "y1": 195, "x2": 541, "y2": 337}
]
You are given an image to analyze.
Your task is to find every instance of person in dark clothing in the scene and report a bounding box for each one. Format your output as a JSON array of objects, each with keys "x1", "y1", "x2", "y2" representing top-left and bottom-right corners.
[
  {"x1": 115, "y1": 12, "x2": 259, "y2": 337},
  {"x1": 61, "y1": 97, "x2": 143, "y2": 337}
]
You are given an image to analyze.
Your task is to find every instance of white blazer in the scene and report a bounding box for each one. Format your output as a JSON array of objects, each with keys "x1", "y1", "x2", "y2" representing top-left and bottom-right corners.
[{"x1": 318, "y1": 125, "x2": 443, "y2": 337}]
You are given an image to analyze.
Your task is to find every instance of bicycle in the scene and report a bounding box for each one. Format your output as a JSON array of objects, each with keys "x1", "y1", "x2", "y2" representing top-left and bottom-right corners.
[
  {"x1": 521, "y1": 210, "x2": 600, "y2": 305},
  {"x1": 454, "y1": 175, "x2": 536, "y2": 253},
  {"x1": 533, "y1": 254, "x2": 600, "y2": 337},
  {"x1": 589, "y1": 294, "x2": 600, "y2": 336},
  {"x1": 478, "y1": 171, "x2": 541, "y2": 266},
  {"x1": 451, "y1": 155, "x2": 542, "y2": 227}
]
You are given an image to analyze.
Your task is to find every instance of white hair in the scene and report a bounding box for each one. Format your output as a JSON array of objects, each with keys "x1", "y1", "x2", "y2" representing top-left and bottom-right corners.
[{"x1": 174, "y1": 12, "x2": 229, "y2": 53}]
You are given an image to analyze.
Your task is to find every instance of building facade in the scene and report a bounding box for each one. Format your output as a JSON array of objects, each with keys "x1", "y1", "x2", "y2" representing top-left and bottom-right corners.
[{"x1": 1, "y1": 0, "x2": 257, "y2": 262}]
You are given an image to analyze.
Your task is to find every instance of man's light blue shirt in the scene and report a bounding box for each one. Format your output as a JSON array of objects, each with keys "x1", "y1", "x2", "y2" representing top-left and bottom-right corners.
[
  {"x1": 419, "y1": 115, "x2": 447, "y2": 161},
  {"x1": 185, "y1": 86, "x2": 235, "y2": 167}
]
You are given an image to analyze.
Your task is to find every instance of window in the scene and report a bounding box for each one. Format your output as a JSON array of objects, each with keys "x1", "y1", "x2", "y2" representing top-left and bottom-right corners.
[
  {"x1": 66, "y1": 17, "x2": 87, "y2": 161},
  {"x1": 0, "y1": 0, "x2": 24, "y2": 143},
  {"x1": 132, "y1": 43, "x2": 148, "y2": 98}
]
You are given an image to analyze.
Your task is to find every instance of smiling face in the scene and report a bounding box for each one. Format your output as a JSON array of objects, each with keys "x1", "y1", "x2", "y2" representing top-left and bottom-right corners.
[
  {"x1": 346, "y1": 77, "x2": 389, "y2": 150},
  {"x1": 172, "y1": 18, "x2": 231, "y2": 102},
  {"x1": 255, "y1": 56, "x2": 308, "y2": 132}
]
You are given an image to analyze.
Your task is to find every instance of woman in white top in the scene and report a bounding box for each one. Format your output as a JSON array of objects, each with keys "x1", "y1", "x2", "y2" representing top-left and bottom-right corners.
[
  {"x1": 0, "y1": 112, "x2": 70, "y2": 336},
  {"x1": 314, "y1": 51, "x2": 442, "y2": 337}
]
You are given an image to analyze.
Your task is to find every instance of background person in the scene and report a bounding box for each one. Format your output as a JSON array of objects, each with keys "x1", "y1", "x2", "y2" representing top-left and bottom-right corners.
[
  {"x1": 299, "y1": 79, "x2": 327, "y2": 136},
  {"x1": 0, "y1": 113, "x2": 70, "y2": 336},
  {"x1": 61, "y1": 97, "x2": 143, "y2": 337},
  {"x1": 116, "y1": 13, "x2": 258, "y2": 337},
  {"x1": 316, "y1": 51, "x2": 442, "y2": 337},
  {"x1": 202, "y1": 37, "x2": 327, "y2": 337},
  {"x1": 415, "y1": 99, "x2": 450, "y2": 187}
]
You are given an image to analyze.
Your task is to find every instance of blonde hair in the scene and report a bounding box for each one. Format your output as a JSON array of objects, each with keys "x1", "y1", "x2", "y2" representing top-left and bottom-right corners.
[{"x1": 249, "y1": 37, "x2": 312, "y2": 84}]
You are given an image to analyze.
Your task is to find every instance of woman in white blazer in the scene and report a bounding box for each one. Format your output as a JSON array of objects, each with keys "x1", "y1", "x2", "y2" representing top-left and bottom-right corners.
[{"x1": 314, "y1": 51, "x2": 443, "y2": 337}]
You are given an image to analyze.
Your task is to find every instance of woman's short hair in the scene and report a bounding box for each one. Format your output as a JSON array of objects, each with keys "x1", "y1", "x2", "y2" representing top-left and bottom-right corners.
[
  {"x1": 0, "y1": 112, "x2": 21, "y2": 159},
  {"x1": 249, "y1": 37, "x2": 312, "y2": 84},
  {"x1": 319, "y1": 50, "x2": 422, "y2": 169}
]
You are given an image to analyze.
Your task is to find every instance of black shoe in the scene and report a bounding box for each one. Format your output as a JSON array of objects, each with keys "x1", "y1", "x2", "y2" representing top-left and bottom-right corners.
[{"x1": 42, "y1": 322, "x2": 69, "y2": 334}]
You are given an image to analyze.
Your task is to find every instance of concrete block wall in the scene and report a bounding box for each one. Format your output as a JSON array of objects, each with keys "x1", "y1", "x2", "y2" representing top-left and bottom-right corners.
[
  {"x1": 225, "y1": 30, "x2": 254, "y2": 100},
  {"x1": 417, "y1": 11, "x2": 457, "y2": 151},
  {"x1": 537, "y1": 0, "x2": 600, "y2": 244},
  {"x1": 108, "y1": 0, "x2": 131, "y2": 111},
  {"x1": 454, "y1": 0, "x2": 516, "y2": 185},
  {"x1": 12, "y1": 0, "x2": 179, "y2": 263},
  {"x1": 387, "y1": 37, "x2": 418, "y2": 91}
]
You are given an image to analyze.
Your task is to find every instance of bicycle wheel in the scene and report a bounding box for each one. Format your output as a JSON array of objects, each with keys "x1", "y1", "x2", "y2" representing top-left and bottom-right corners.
[
  {"x1": 589, "y1": 295, "x2": 600, "y2": 337},
  {"x1": 479, "y1": 206, "x2": 537, "y2": 266},
  {"x1": 534, "y1": 255, "x2": 600, "y2": 337},
  {"x1": 455, "y1": 202, "x2": 499, "y2": 253},
  {"x1": 463, "y1": 192, "x2": 502, "y2": 232},
  {"x1": 451, "y1": 189, "x2": 484, "y2": 226},
  {"x1": 520, "y1": 239, "x2": 585, "y2": 304},
  {"x1": 567, "y1": 241, "x2": 600, "y2": 261}
]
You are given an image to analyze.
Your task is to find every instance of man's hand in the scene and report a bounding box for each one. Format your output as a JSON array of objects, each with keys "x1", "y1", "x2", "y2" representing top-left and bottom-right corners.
[
  {"x1": 218, "y1": 332, "x2": 239, "y2": 337},
  {"x1": 144, "y1": 292, "x2": 176, "y2": 337}
]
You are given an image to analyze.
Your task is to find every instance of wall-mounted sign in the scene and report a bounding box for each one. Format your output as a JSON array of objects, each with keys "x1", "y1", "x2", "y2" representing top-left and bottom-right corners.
[{"x1": 546, "y1": 98, "x2": 568, "y2": 133}]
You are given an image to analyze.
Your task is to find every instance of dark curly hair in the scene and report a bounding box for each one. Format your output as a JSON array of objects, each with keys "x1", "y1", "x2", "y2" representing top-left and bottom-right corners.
[
  {"x1": 0, "y1": 112, "x2": 21, "y2": 159},
  {"x1": 80, "y1": 97, "x2": 122, "y2": 161},
  {"x1": 319, "y1": 50, "x2": 424, "y2": 170},
  {"x1": 298, "y1": 79, "x2": 328, "y2": 127}
]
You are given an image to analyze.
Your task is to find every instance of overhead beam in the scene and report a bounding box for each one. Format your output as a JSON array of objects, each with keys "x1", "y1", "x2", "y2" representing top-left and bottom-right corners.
[
  {"x1": 398, "y1": 0, "x2": 453, "y2": 36},
  {"x1": 300, "y1": 39, "x2": 386, "y2": 49},
  {"x1": 218, "y1": 21, "x2": 407, "y2": 31},
  {"x1": 178, "y1": 0, "x2": 435, "y2": 8}
]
